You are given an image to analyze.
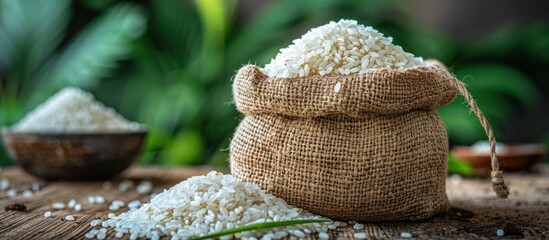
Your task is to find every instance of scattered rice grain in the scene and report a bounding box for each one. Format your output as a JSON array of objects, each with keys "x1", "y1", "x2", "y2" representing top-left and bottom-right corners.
[
  {"x1": 32, "y1": 183, "x2": 40, "y2": 192},
  {"x1": 354, "y1": 232, "x2": 367, "y2": 239},
  {"x1": 128, "y1": 200, "x2": 141, "y2": 209},
  {"x1": 118, "y1": 180, "x2": 134, "y2": 192},
  {"x1": 68, "y1": 199, "x2": 77, "y2": 208},
  {"x1": 136, "y1": 181, "x2": 153, "y2": 194},
  {"x1": 22, "y1": 190, "x2": 33, "y2": 198},
  {"x1": 91, "y1": 219, "x2": 102, "y2": 227},
  {"x1": 95, "y1": 195, "x2": 106, "y2": 204},
  {"x1": 0, "y1": 178, "x2": 10, "y2": 190},
  {"x1": 109, "y1": 205, "x2": 120, "y2": 211},
  {"x1": 400, "y1": 231, "x2": 413, "y2": 238},
  {"x1": 353, "y1": 223, "x2": 364, "y2": 230},
  {"x1": 334, "y1": 82, "x2": 342, "y2": 93},
  {"x1": 318, "y1": 232, "x2": 330, "y2": 239},
  {"x1": 496, "y1": 229, "x2": 505, "y2": 237},
  {"x1": 6, "y1": 189, "x2": 17, "y2": 198},
  {"x1": 52, "y1": 202, "x2": 65, "y2": 209}
]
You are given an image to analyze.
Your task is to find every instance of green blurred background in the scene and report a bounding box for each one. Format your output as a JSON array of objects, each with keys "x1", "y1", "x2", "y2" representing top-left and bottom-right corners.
[{"x1": 1, "y1": 0, "x2": 548, "y2": 168}]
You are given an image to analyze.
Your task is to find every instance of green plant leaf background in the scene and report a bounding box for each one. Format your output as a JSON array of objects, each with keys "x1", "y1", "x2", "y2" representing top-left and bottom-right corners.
[{"x1": 1, "y1": 0, "x2": 547, "y2": 167}]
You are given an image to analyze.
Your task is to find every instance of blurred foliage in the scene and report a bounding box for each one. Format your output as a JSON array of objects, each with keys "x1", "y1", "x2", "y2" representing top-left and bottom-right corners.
[
  {"x1": 1, "y1": 0, "x2": 547, "y2": 167},
  {"x1": 0, "y1": 0, "x2": 146, "y2": 165},
  {"x1": 448, "y1": 154, "x2": 473, "y2": 176}
]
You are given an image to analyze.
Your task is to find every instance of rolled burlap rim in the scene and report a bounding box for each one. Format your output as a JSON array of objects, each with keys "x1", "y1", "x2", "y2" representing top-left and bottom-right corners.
[
  {"x1": 233, "y1": 60, "x2": 510, "y2": 199},
  {"x1": 234, "y1": 60, "x2": 458, "y2": 118}
]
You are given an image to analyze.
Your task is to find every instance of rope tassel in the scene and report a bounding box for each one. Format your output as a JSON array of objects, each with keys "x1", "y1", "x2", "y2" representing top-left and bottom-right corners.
[
  {"x1": 491, "y1": 170, "x2": 510, "y2": 198},
  {"x1": 451, "y1": 77, "x2": 510, "y2": 198}
]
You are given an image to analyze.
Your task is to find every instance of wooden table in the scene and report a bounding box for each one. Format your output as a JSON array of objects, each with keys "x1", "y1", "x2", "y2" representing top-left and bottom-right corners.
[{"x1": 1, "y1": 166, "x2": 548, "y2": 239}]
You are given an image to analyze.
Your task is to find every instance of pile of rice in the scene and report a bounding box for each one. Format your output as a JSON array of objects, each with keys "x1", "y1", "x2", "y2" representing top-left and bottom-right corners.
[
  {"x1": 263, "y1": 19, "x2": 423, "y2": 78},
  {"x1": 13, "y1": 87, "x2": 140, "y2": 132},
  {"x1": 86, "y1": 171, "x2": 331, "y2": 239}
]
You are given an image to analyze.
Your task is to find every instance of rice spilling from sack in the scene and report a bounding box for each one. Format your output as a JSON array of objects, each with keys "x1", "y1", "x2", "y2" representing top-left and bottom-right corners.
[
  {"x1": 263, "y1": 19, "x2": 423, "y2": 78},
  {"x1": 87, "y1": 171, "x2": 330, "y2": 239},
  {"x1": 13, "y1": 87, "x2": 140, "y2": 132}
]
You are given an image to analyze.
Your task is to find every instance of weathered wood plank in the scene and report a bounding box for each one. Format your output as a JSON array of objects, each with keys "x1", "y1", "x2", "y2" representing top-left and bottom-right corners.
[
  {"x1": 0, "y1": 167, "x2": 212, "y2": 240},
  {"x1": 1, "y1": 166, "x2": 548, "y2": 239}
]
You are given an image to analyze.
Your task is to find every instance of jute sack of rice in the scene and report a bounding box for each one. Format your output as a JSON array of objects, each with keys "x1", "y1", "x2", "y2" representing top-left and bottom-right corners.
[{"x1": 230, "y1": 20, "x2": 509, "y2": 221}]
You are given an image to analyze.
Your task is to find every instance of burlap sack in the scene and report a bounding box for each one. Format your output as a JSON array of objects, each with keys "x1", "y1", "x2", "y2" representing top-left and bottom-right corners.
[{"x1": 230, "y1": 61, "x2": 509, "y2": 221}]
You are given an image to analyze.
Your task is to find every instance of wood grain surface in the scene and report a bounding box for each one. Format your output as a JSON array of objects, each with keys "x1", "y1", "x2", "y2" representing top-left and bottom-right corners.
[{"x1": 1, "y1": 166, "x2": 548, "y2": 239}]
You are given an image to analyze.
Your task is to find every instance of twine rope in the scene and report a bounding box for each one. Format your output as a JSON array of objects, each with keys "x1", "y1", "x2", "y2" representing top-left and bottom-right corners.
[{"x1": 451, "y1": 78, "x2": 510, "y2": 198}]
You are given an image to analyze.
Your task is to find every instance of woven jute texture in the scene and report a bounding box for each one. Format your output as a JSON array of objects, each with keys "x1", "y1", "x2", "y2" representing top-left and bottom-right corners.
[{"x1": 230, "y1": 61, "x2": 459, "y2": 221}]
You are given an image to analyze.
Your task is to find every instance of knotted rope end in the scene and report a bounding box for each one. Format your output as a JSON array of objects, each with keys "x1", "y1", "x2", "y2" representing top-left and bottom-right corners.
[{"x1": 491, "y1": 170, "x2": 510, "y2": 198}]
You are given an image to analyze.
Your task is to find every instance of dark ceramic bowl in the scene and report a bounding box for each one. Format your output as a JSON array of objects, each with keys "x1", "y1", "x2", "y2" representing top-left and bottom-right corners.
[
  {"x1": 1, "y1": 128, "x2": 147, "y2": 180},
  {"x1": 452, "y1": 144, "x2": 546, "y2": 174}
]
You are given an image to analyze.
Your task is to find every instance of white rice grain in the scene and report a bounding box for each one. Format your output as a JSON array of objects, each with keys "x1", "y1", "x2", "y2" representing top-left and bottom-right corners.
[
  {"x1": 22, "y1": 190, "x2": 33, "y2": 198},
  {"x1": 0, "y1": 178, "x2": 9, "y2": 190},
  {"x1": 32, "y1": 183, "x2": 40, "y2": 192},
  {"x1": 91, "y1": 220, "x2": 102, "y2": 227},
  {"x1": 94, "y1": 195, "x2": 106, "y2": 204},
  {"x1": 334, "y1": 82, "x2": 342, "y2": 93},
  {"x1": 263, "y1": 19, "x2": 423, "y2": 78},
  {"x1": 318, "y1": 232, "x2": 330, "y2": 239},
  {"x1": 401, "y1": 232, "x2": 413, "y2": 238},
  {"x1": 6, "y1": 189, "x2": 17, "y2": 198},
  {"x1": 52, "y1": 202, "x2": 65, "y2": 209},
  {"x1": 12, "y1": 87, "x2": 141, "y2": 133},
  {"x1": 354, "y1": 232, "x2": 367, "y2": 239},
  {"x1": 86, "y1": 171, "x2": 331, "y2": 239},
  {"x1": 496, "y1": 229, "x2": 505, "y2": 237},
  {"x1": 68, "y1": 199, "x2": 77, "y2": 208},
  {"x1": 136, "y1": 181, "x2": 153, "y2": 194},
  {"x1": 118, "y1": 180, "x2": 134, "y2": 192},
  {"x1": 128, "y1": 200, "x2": 141, "y2": 209}
]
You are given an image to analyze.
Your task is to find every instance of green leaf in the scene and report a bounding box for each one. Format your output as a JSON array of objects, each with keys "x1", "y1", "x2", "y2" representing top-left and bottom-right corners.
[
  {"x1": 453, "y1": 63, "x2": 538, "y2": 107},
  {"x1": 461, "y1": 27, "x2": 520, "y2": 60},
  {"x1": 0, "y1": 0, "x2": 71, "y2": 93},
  {"x1": 79, "y1": 0, "x2": 117, "y2": 11},
  {"x1": 439, "y1": 63, "x2": 537, "y2": 143},
  {"x1": 448, "y1": 153, "x2": 473, "y2": 176},
  {"x1": 194, "y1": 0, "x2": 229, "y2": 48},
  {"x1": 0, "y1": 0, "x2": 70, "y2": 89},
  {"x1": 149, "y1": 0, "x2": 203, "y2": 65},
  {"x1": 190, "y1": 219, "x2": 332, "y2": 240},
  {"x1": 439, "y1": 106, "x2": 485, "y2": 144},
  {"x1": 193, "y1": 0, "x2": 236, "y2": 82},
  {"x1": 396, "y1": 31, "x2": 455, "y2": 62},
  {"x1": 520, "y1": 23, "x2": 549, "y2": 63},
  {"x1": 163, "y1": 130, "x2": 205, "y2": 165},
  {"x1": 39, "y1": 3, "x2": 146, "y2": 91}
]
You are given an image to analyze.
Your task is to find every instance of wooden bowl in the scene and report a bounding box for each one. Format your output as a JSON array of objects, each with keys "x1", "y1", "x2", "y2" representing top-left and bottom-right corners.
[
  {"x1": 1, "y1": 128, "x2": 147, "y2": 180},
  {"x1": 452, "y1": 144, "x2": 546, "y2": 174}
]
